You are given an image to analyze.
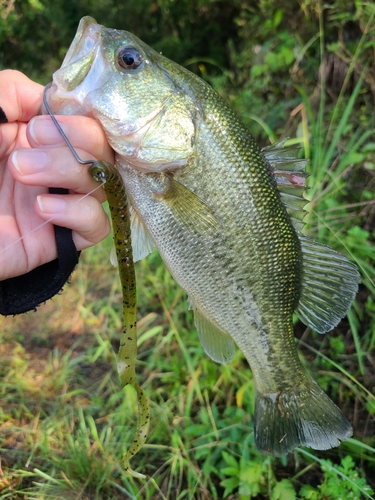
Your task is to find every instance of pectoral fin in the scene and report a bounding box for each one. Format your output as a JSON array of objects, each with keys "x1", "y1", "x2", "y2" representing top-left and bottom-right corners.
[
  {"x1": 149, "y1": 173, "x2": 220, "y2": 233},
  {"x1": 109, "y1": 207, "x2": 154, "y2": 266},
  {"x1": 130, "y1": 207, "x2": 155, "y2": 262},
  {"x1": 193, "y1": 306, "x2": 235, "y2": 364},
  {"x1": 296, "y1": 235, "x2": 360, "y2": 333},
  {"x1": 110, "y1": 244, "x2": 118, "y2": 267}
]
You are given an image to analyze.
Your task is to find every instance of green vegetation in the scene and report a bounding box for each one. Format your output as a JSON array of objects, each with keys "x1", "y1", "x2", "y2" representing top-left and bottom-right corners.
[{"x1": 1, "y1": 0, "x2": 375, "y2": 498}]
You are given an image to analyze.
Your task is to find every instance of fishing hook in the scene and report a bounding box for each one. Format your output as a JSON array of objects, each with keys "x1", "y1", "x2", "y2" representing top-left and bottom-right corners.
[{"x1": 43, "y1": 82, "x2": 95, "y2": 167}]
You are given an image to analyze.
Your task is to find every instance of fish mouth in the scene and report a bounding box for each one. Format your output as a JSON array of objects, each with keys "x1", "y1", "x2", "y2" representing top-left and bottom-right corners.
[
  {"x1": 61, "y1": 16, "x2": 98, "y2": 74},
  {"x1": 45, "y1": 16, "x2": 106, "y2": 115},
  {"x1": 44, "y1": 17, "x2": 191, "y2": 173}
]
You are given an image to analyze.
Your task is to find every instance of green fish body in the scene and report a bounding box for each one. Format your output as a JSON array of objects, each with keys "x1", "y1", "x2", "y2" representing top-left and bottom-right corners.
[{"x1": 46, "y1": 17, "x2": 360, "y2": 455}]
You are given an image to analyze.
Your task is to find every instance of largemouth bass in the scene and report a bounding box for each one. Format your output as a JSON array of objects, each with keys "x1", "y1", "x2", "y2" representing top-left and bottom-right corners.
[{"x1": 46, "y1": 17, "x2": 360, "y2": 456}]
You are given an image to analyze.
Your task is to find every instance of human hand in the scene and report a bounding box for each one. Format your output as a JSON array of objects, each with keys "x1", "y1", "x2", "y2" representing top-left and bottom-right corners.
[{"x1": 0, "y1": 70, "x2": 114, "y2": 281}]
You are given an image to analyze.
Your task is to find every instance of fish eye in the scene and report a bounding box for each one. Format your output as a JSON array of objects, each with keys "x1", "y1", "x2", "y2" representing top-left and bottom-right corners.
[{"x1": 117, "y1": 47, "x2": 143, "y2": 70}]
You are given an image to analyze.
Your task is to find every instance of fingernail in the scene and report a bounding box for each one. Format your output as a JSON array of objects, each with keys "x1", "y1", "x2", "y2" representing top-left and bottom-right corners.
[
  {"x1": 12, "y1": 150, "x2": 49, "y2": 175},
  {"x1": 29, "y1": 116, "x2": 67, "y2": 145},
  {"x1": 37, "y1": 194, "x2": 67, "y2": 213}
]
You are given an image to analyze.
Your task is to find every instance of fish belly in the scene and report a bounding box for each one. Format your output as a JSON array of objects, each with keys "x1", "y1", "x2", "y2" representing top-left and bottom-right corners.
[{"x1": 118, "y1": 155, "x2": 301, "y2": 389}]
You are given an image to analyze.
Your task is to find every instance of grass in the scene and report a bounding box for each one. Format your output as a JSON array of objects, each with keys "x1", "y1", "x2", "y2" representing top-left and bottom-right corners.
[
  {"x1": 1, "y1": 220, "x2": 374, "y2": 498},
  {"x1": 1, "y1": 10, "x2": 375, "y2": 500}
]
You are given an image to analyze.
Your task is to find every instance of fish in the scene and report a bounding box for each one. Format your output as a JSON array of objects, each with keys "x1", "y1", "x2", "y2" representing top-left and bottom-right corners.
[{"x1": 45, "y1": 16, "x2": 360, "y2": 456}]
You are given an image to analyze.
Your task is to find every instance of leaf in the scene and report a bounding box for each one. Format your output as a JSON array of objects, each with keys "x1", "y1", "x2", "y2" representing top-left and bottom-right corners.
[
  {"x1": 220, "y1": 477, "x2": 240, "y2": 497},
  {"x1": 299, "y1": 484, "x2": 319, "y2": 499},
  {"x1": 271, "y1": 479, "x2": 297, "y2": 500},
  {"x1": 221, "y1": 451, "x2": 239, "y2": 469},
  {"x1": 239, "y1": 463, "x2": 264, "y2": 497},
  {"x1": 339, "y1": 455, "x2": 355, "y2": 473},
  {"x1": 221, "y1": 466, "x2": 240, "y2": 477},
  {"x1": 347, "y1": 226, "x2": 370, "y2": 242},
  {"x1": 273, "y1": 8, "x2": 284, "y2": 28}
]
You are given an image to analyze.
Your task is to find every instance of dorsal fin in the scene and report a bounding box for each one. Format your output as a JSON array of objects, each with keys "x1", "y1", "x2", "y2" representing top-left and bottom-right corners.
[
  {"x1": 296, "y1": 235, "x2": 360, "y2": 333},
  {"x1": 262, "y1": 140, "x2": 309, "y2": 231}
]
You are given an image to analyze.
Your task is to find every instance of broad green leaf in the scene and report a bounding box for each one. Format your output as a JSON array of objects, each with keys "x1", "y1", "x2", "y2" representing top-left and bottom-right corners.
[{"x1": 271, "y1": 479, "x2": 296, "y2": 500}]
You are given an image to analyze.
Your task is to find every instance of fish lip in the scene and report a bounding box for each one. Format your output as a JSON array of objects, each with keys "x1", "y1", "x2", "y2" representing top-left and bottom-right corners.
[
  {"x1": 47, "y1": 17, "x2": 191, "y2": 173},
  {"x1": 47, "y1": 17, "x2": 106, "y2": 112},
  {"x1": 61, "y1": 16, "x2": 99, "y2": 69},
  {"x1": 54, "y1": 17, "x2": 100, "y2": 92}
]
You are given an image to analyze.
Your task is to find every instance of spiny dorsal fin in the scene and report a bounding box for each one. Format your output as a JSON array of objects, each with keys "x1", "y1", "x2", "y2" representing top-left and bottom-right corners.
[
  {"x1": 296, "y1": 235, "x2": 360, "y2": 333},
  {"x1": 263, "y1": 141, "x2": 360, "y2": 329},
  {"x1": 262, "y1": 140, "x2": 309, "y2": 230}
]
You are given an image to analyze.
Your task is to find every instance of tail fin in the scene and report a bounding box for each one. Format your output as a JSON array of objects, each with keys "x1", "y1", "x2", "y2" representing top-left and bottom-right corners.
[{"x1": 254, "y1": 380, "x2": 352, "y2": 456}]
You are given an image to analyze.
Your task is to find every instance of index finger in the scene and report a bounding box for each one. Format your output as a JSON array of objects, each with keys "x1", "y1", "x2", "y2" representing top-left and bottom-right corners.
[
  {"x1": 0, "y1": 70, "x2": 43, "y2": 123},
  {"x1": 27, "y1": 115, "x2": 115, "y2": 165}
]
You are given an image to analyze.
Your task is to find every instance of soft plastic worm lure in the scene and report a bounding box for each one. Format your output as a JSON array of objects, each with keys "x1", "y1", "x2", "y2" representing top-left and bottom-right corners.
[
  {"x1": 89, "y1": 161, "x2": 150, "y2": 477},
  {"x1": 43, "y1": 83, "x2": 150, "y2": 478}
]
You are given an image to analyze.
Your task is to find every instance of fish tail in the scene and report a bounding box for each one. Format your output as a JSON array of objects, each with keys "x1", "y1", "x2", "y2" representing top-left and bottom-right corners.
[{"x1": 254, "y1": 380, "x2": 352, "y2": 456}]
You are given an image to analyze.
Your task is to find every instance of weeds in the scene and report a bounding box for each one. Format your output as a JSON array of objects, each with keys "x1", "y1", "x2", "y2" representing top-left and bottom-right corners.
[{"x1": 1, "y1": 227, "x2": 374, "y2": 498}]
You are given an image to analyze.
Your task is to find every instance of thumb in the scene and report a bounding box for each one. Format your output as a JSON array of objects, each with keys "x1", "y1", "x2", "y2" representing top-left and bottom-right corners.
[{"x1": 0, "y1": 70, "x2": 43, "y2": 123}]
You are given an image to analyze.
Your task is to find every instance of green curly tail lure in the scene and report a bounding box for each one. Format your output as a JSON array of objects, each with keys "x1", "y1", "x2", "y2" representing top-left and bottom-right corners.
[{"x1": 89, "y1": 161, "x2": 150, "y2": 477}]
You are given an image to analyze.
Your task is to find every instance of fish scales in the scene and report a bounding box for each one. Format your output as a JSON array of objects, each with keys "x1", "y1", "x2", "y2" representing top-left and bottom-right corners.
[
  {"x1": 46, "y1": 16, "x2": 360, "y2": 457},
  {"x1": 122, "y1": 75, "x2": 304, "y2": 391}
]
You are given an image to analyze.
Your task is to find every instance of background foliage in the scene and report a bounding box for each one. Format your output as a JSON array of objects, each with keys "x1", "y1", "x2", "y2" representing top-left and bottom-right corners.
[{"x1": 1, "y1": 0, "x2": 375, "y2": 498}]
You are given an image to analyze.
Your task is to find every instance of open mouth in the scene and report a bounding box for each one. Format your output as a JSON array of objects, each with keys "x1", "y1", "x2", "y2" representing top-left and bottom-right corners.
[
  {"x1": 54, "y1": 17, "x2": 99, "y2": 91},
  {"x1": 45, "y1": 17, "x2": 106, "y2": 114}
]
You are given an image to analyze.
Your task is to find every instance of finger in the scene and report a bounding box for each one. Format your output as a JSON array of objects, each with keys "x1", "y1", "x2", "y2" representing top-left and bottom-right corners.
[
  {"x1": 27, "y1": 115, "x2": 114, "y2": 164},
  {"x1": 8, "y1": 146, "x2": 107, "y2": 202},
  {"x1": 35, "y1": 193, "x2": 111, "y2": 251},
  {"x1": 0, "y1": 70, "x2": 43, "y2": 123},
  {"x1": 0, "y1": 122, "x2": 30, "y2": 165}
]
